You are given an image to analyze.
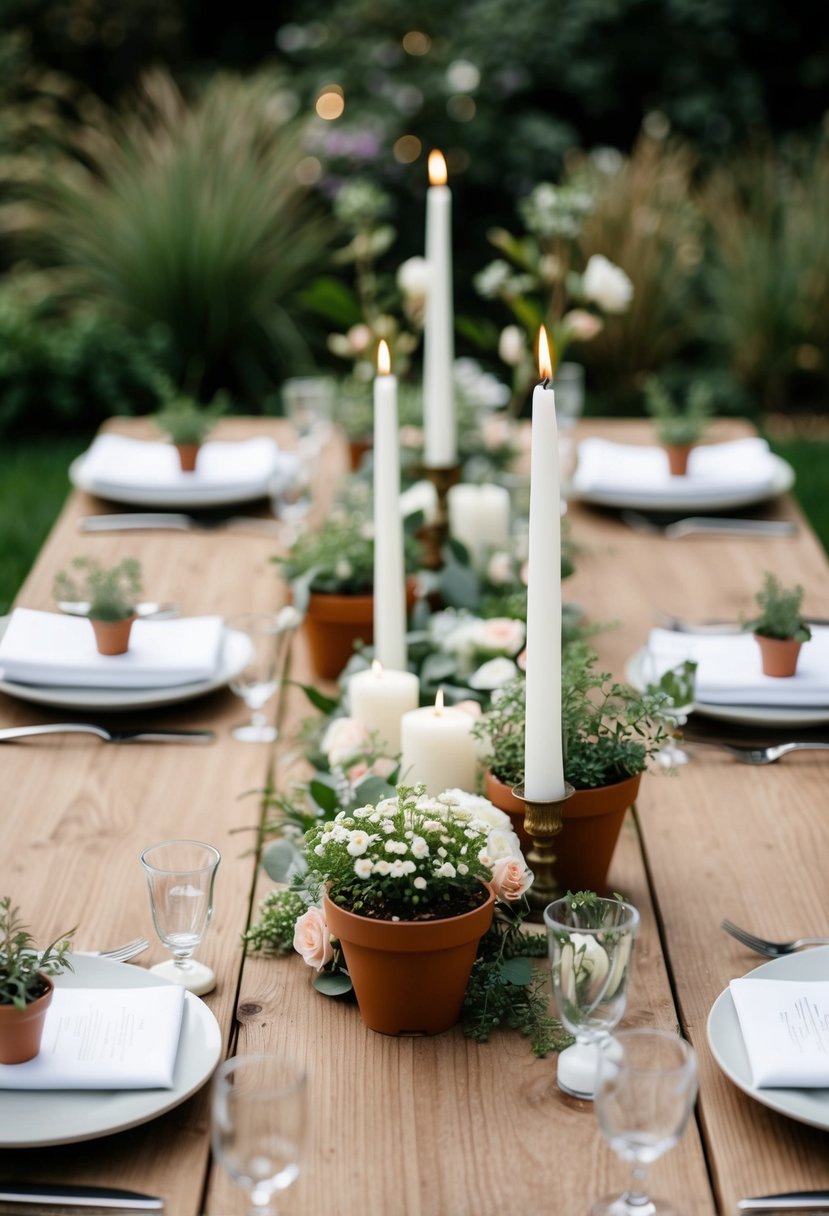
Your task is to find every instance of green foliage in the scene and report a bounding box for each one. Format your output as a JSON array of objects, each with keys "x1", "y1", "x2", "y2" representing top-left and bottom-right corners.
[
  {"x1": 644, "y1": 376, "x2": 712, "y2": 447},
  {"x1": 53, "y1": 555, "x2": 142, "y2": 621},
  {"x1": 474, "y1": 643, "x2": 669, "y2": 791},
  {"x1": 243, "y1": 889, "x2": 307, "y2": 956},
  {"x1": 743, "y1": 571, "x2": 812, "y2": 643},
  {"x1": 153, "y1": 393, "x2": 226, "y2": 446},
  {"x1": 0, "y1": 896, "x2": 74, "y2": 1009},
  {"x1": 7, "y1": 70, "x2": 332, "y2": 406}
]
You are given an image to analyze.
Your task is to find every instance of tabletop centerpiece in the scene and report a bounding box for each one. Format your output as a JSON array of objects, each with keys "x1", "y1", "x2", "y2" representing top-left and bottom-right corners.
[
  {"x1": 0, "y1": 896, "x2": 74, "y2": 1064},
  {"x1": 53, "y1": 555, "x2": 143, "y2": 655},
  {"x1": 742, "y1": 570, "x2": 812, "y2": 677},
  {"x1": 153, "y1": 391, "x2": 226, "y2": 472},
  {"x1": 644, "y1": 376, "x2": 713, "y2": 476}
]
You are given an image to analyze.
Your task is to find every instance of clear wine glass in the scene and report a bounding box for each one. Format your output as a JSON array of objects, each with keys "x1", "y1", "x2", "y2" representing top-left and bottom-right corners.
[
  {"x1": 227, "y1": 609, "x2": 299, "y2": 743},
  {"x1": 544, "y1": 895, "x2": 640, "y2": 1100},
  {"x1": 282, "y1": 375, "x2": 334, "y2": 460},
  {"x1": 269, "y1": 455, "x2": 314, "y2": 546},
  {"x1": 592, "y1": 1028, "x2": 698, "y2": 1216},
  {"x1": 645, "y1": 656, "x2": 698, "y2": 770},
  {"x1": 212, "y1": 1052, "x2": 308, "y2": 1216},
  {"x1": 140, "y1": 838, "x2": 220, "y2": 995}
]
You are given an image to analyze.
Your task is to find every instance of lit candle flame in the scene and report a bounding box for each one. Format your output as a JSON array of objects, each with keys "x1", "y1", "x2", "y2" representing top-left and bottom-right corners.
[
  {"x1": 537, "y1": 326, "x2": 553, "y2": 383},
  {"x1": 434, "y1": 687, "x2": 445, "y2": 715},
  {"x1": 371, "y1": 659, "x2": 384, "y2": 677},
  {"x1": 377, "y1": 339, "x2": 391, "y2": 375},
  {"x1": 428, "y1": 149, "x2": 447, "y2": 187}
]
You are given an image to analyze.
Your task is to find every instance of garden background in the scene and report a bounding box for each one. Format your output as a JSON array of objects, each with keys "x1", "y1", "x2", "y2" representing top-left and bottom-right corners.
[{"x1": 1, "y1": 0, "x2": 828, "y2": 610}]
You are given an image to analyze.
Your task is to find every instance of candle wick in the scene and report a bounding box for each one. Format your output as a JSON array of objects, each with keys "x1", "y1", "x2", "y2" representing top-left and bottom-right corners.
[{"x1": 540, "y1": 377, "x2": 551, "y2": 390}]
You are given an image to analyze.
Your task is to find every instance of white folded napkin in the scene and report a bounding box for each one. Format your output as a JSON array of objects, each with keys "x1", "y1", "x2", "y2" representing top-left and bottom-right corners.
[
  {"x1": 76, "y1": 433, "x2": 288, "y2": 497},
  {"x1": 644, "y1": 626, "x2": 829, "y2": 707},
  {"x1": 0, "y1": 985, "x2": 185, "y2": 1090},
  {"x1": 0, "y1": 608, "x2": 225, "y2": 688},
  {"x1": 574, "y1": 437, "x2": 778, "y2": 501},
  {"x1": 730, "y1": 977, "x2": 829, "y2": 1087}
]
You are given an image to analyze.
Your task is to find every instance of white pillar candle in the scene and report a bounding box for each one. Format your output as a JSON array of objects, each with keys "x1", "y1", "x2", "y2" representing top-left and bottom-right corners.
[
  {"x1": 447, "y1": 482, "x2": 511, "y2": 566},
  {"x1": 523, "y1": 327, "x2": 565, "y2": 800},
  {"x1": 400, "y1": 689, "x2": 478, "y2": 796},
  {"x1": 422, "y1": 150, "x2": 457, "y2": 468},
  {"x1": 373, "y1": 340, "x2": 407, "y2": 672},
  {"x1": 348, "y1": 660, "x2": 420, "y2": 757}
]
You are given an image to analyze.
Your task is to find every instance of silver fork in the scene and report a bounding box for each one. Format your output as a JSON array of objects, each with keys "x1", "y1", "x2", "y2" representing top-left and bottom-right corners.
[
  {"x1": 721, "y1": 918, "x2": 829, "y2": 956},
  {"x1": 88, "y1": 937, "x2": 150, "y2": 962},
  {"x1": 718, "y1": 741, "x2": 829, "y2": 765},
  {"x1": 620, "y1": 511, "x2": 797, "y2": 539}
]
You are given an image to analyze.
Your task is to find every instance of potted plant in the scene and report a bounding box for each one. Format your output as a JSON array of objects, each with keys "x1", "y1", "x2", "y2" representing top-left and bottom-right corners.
[
  {"x1": 53, "y1": 556, "x2": 143, "y2": 655},
  {"x1": 644, "y1": 377, "x2": 713, "y2": 475},
  {"x1": 743, "y1": 571, "x2": 812, "y2": 677},
  {"x1": 473, "y1": 642, "x2": 669, "y2": 893},
  {"x1": 153, "y1": 393, "x2": 226, "y2": 472},
  {"x1": 0, "y1": 896, "x2": 74, "y2": 1064},
  {"x1": 298, "y1": 785, "x2": 532, "y2": 1035}
]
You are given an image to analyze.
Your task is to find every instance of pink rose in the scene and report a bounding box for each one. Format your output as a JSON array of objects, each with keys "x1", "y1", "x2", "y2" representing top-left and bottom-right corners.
[
  {"x1": 347, "y1": 761, "x2": 369, "y2": 784},
  {"x1": 454, "y1": 699, "x2": 483, "y2": 719},
  {"x1": 293, "y1": 907, "x2": 334, "y2": 971},
  {"x1": 475, "y1": 617, "x2": 526, "y2": 657},
  {"x1": 322, "y1": 716, "x2": 370, "y2": 767},
  {"x1": 489, "y1": 857, "x2": 533, "y2": 902},
  {"x1": 562, "y1": 308, "x2": 603, "y2": 342}
]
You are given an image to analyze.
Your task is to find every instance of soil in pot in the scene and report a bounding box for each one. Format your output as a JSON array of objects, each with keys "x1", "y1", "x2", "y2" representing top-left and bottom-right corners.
[
  {"x1": 323, "y1": 886, "x2": 494, "y2": 1036},
  {"x1": 90, "y1": 616, "x2": 136, "y2": 656},
  {"x1": 755, "y1": 634, "x2": 803, "y2": 678},
  {"x1": 484, "y1": 769, "x2": 642, "y2": 895},
  {"x1": 0, "y1": 976, "x2": 54, "y2": 1064}
]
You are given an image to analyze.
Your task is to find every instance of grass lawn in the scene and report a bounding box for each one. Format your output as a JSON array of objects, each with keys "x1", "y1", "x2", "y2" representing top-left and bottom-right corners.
[{"x1": 0, "y1": 432, "x2": 826, "y2": 616}]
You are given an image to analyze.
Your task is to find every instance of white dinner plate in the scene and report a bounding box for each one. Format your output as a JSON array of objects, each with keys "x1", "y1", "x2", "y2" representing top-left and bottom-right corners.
[
  {"x1": 0, "y1": 621, "x2": 251, "y2": 712},
  {"x1": 0, "y1": 953, "x2": 222, "y2": 1147},
  {"x1": 707, "y1": 946, "x2": 829, "y2": 1132},
  {"x1": 69, "y1": 455, "x2": 277, "y2": 509},
  {"x1": 571, "y1": 453, "x2": 794, "y2": 512},
  {"x1": 625, "y1": 647, "x2": 829, "y2": 727}
]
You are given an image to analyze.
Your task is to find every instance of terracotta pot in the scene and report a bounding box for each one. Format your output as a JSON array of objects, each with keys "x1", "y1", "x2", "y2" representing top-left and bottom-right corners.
[
  {"x1": 348, "y1": 437, "x2": 373, "y2": 472},
  {"x1": 323, "y1": 886, "x2": 494, "y2": 1035},
  {"x1": 175, "y1": 442, "x2": 200, "y2": 472},
  {"x1": 663, "y1": 443, "x2": 693, "y2": 476},
  {"x1": 303, "y1": 592, "x2": 375, "y2": 681},
  {"x1": 0, "y1": 976, "x2": 54, "y2": 1064},
  {"x1": 484, "y1": 769, "x2": 642, "y2": 895},
  {"x1": 755, "y1": 633, "x2": 802, "y2": 678},
  {"x1": 90, "y1": 615, "x2": 136, "y2": 656}
]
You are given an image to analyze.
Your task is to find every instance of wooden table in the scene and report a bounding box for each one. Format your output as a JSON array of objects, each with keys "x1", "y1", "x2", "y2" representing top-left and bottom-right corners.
[{"x1": 0, "y1": 416, "x2": 827, "y2": 1216}]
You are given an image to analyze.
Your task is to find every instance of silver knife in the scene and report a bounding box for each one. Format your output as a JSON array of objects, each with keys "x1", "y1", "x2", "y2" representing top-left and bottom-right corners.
[
  {"x1": 79, "y1": 513, "x2": 279, "y2": 535},
  {"x1": 0, "y1": 1181, "x2": 163, "y2": 1209},
  {"x1": 737, "y1": 1192, "x2": 829, "y2": 1212},
  {"x1": 0, "y1": 723, "x2": 214, "y2": 744}
]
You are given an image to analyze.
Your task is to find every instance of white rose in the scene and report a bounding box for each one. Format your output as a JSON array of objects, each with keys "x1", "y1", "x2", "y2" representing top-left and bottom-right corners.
[
  {"x1": 498, "y1": 324, "x2": 527, "y2": 367},
  {"x1": 346, "y1": 323, "x2": 373, "y2": 353},
  {"x1": 581, "y1": 255, "x2": 633, "y2": 314},
  {"x1": 485, "y1": 827, "x2": 524, "y2": 862},
  {"x1": 293, "y1": 907, "x2": 334, "y2": 971},
  {"x1": 561, "y1": 308, "x2": 604, "y2": 341},
  {"x1": 486, "y1": 551, "x2": 513, "y2": 586},
  {"x1": 469, "y1": 657, "x2": 520, "y2": 690},
  {"x1": 322, "y1": 717, "x2": 370, "y2": 767},
  {"x1": 397, "y1": 256, "x2": 432, "y2": 300},
  {"x1": 472, "y1": 617, "x2": 526, "y2": 658}
]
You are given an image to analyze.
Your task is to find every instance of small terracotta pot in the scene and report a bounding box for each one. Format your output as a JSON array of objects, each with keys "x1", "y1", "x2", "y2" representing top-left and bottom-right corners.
[
  {"x1": 755, "y1": 633, "x2": 803, "y2": 678},
  {"x1": 303, "y1": 592, "x2": 375, "y2": 681},
  {"x1": 0, "y1": 976, "x2": 54, "y2": 1064},
  {"x1": 90, "y1": 615, "x2": 136, "y2": 656},
  {"x1": 664, "y1": 443, "x2": 693, "y2": 476},
  {"x1": 484, "y1": 769, "x2": 642, "y2": 895},
  {"x1": 175, "y1": 442, "x2": 200, "y2": 472},
  {"x1": 323, "y1": 886, "x2": 495, "y2": 1035},
  {"x1": 348, "y1": 437, "x2": 373, "y2": 472}
]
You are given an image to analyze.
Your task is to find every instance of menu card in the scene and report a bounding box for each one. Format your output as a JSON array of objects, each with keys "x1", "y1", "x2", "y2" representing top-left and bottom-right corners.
[
  {"x1": 730, "y1": 977, "x2": 829, "y2": 1087},
  {"x1": 0, "y1": 985, "x2": 185, "y2": 1089}
]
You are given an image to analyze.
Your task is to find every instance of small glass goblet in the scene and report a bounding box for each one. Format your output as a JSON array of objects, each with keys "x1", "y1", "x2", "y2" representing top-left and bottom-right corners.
[
  {"x1": 212, "y1": 1052, "x2": 308, "y2": 1216},
  {"x1": 592, "y1": 1028, "x2": 698, "y2": 1216},
  {"x1": 282, "y1": 375, "x2": 334, "y2": 460},
  {"x1": 227, "y1": 609, "x2": 298, "y2": 743},
  {"x1": 645, "y1": 656, "x2": 698, "y2": 770},
  {"x1": 544, "y1": 895, "x2": 640, "y2": 1100},
  {"x1": 269, "y1": 456, "x2": 314, "y2": 547},
  {"x1": 140, "y1": 838, "x2": 220, "y2": 995}
]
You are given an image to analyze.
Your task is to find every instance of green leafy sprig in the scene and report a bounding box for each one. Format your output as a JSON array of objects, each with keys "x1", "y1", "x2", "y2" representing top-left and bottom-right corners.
[{"x1": 0, "y1": 896, "x2": 75, "y2": 1009}]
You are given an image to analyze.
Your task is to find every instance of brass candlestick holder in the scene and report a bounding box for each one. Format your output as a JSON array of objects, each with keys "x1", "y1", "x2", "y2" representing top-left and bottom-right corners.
[
  {"x1": 418, "y1": 462, "x2": 461, "y2": 570},
  {"x1": 512, "y1": 782, "x2": 575, "y2": 921}
]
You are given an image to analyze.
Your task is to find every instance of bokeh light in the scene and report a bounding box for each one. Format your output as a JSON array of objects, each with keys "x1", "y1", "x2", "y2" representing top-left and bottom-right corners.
[
  {"x1": 402, "y1": 30, "x2": 431, "y2": 56},
  {"x1": 316, "y1": 85, "x2": 345, "y2": 120},
  {"x1": 393, "y1": 135, "x2": 422, "y2": 164}
]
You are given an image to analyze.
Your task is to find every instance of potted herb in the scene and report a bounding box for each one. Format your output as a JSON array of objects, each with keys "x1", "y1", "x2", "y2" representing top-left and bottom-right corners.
[
  {"x1": 153, "y1": 393, "x2": 226, "y2": 472},
  {"x1": 53, "y1": 556, "x2": 143, "y2": 655},
  {"x1": 743, "y1": 571, "x2": 812, "y2": 677},
  {"x1": 0, "y1": 897, "x2": 74, "y2": 1064},
  {"x1": 473, "y1": 642, "x2": 669, "y2": 892},
  {"x1": 644, "y1": 377, "x2": 713, "y2": 475}
]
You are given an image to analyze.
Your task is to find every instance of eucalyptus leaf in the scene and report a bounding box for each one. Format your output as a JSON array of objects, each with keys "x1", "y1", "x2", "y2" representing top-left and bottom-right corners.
[
  {"x1": 286, "y1": 680, "x2": 340, "y2": 716},
  {"x1": 314, "y1": 971, "x2": 354, "y2": 996},
  {"x1": 500, "y1": 956, "x2": 533, "y2": 985},
  {"x1": 309, "y1": 778, "x2": 340, "y2": 815},
  {"x1": 352, "y1": 775, "x2": 397, "y2": 805},
  {"x1": 420, "y1": 653, "x2": 459, "y2": 684},
  {"x1": 262, "y1": 838, "x2": 307, "y2": 884},
  {"x1": 441, "y1": 560, "x2": 481, "y2": 611}
]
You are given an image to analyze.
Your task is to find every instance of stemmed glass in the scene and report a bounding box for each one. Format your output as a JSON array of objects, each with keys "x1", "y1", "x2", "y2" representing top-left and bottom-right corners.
[
  {"x1": 140, "y1": 838, "x2": 220, "y2": 995},
  {"x1": 282, "y1": 375, "x2": 334, "y2": 461},
  {"x1": 592, "y1": 1028, "x2": 698, "y2": 1216},
  {"x1": 646, "y1": 656, "x2": 698, "y2": 769},
  {"x1": 544, "y1": 895, "x2": 640, "y2": 1100},
  {"x1": 212, "y1": 1052, "x2": 308, "y2": 1215},
  {"x1": 269, "y1": 456, "x2": 314, "y2": 546},
  {"x1": 227, "y1": 608, "x2": 299, "y2": 743}
]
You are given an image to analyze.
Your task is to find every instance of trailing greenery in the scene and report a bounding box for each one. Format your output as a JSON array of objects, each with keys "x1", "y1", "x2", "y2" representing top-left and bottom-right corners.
[
  {"x1": 474, "y1": 642, "x2": 669, "y2": 791},
  {"x1": 644, "y1": 376, "x2": 713, "y2": 447},
  {"x1": 742, "y1": 571, "x2": 812, "y2": 643},
  {"x1": 243, "y1": 889, "x2": 307, "y2": 956},
  {"x1": 0, "y1": 896, "x2": 74, "y2": 1009},
  {"x1": 53, "y1": 556, "x2": 142, "y2": 622}
]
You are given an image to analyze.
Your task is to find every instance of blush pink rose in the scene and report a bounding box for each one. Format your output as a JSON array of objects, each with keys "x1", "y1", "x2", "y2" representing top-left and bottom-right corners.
[
  {"x1": 489, "y1": 856, "x2": 533, "y2": 902},
  {"x1": 322, "y1": 716, "x2": 370, "y2": 767},
  {"x1": 293, "y1": 907, "x2": 334, "y2": 971}
]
